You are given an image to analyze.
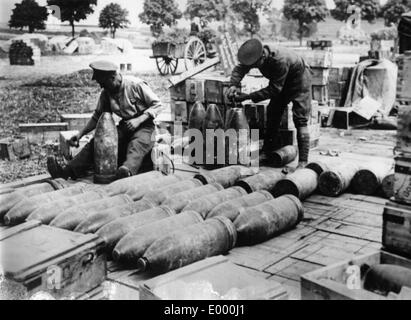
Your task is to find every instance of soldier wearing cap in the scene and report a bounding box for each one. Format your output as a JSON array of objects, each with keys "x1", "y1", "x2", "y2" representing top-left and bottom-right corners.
[
  {"x1": 47, "y1": 60, "x2": 164, "y2": 180},
  {"x1": 226, "y1": 39, "x2": 312, "y2": 168}
]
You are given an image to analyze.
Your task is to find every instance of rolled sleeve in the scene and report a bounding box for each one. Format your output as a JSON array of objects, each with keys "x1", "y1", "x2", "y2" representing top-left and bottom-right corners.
[
  {"x1": 249, "y1": 62, "x2": 289, "y2": 103},
  {"x1": 134, "y1": 81, "x2": 164, "y2": 119},
  {"x1": 230, "y1": 64, "x2": 251, "y2": 86},
  {"x1": 91, "y1": 90, "x2": 109, "y2": 122}
]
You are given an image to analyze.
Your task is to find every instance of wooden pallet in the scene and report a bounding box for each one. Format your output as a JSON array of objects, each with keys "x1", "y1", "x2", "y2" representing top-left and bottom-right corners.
[{"x1": 396, "y1": 52, "x2": 411, "y2": 105}]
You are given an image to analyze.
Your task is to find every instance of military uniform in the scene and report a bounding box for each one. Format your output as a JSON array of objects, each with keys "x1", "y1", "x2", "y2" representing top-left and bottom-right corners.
[
  {"x1": 68, "y1": 75, "x2": 163, "y2": 177},
  {"x1": 230, "y1": 45, "x2": 312, "y2": 163}
]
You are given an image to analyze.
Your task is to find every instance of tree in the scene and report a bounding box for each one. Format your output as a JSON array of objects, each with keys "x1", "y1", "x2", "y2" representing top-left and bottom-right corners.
[
  {"x1": 380, "y1": 0, "x2": 411, "y2": 26},
  {"x1": 230, "y1": 0, "x2": 272, "y2": 37},
  {"x1": 283, "y1": 0, "x2": 328, "y2": 46},
  {"x1": 99, "y1": 3, "x2": 130, "y2": 38},
  {"x1": 265, "y1": 7, "x2": 282, "y2": 38},
  {"x1": 331, "y1": 0, "x2": 380, "y2": 23},
  {"x1": 8, "y1": 0, "x2": 48, "y2": 33},
  {"x1": 184, "y1": 0, "x2": 228, "y2": 26},
  {"x1": 47, "y1": 0, "x2": 97, "y2": 37},
  {"x1": 139, "y1": 0, "x2": 182, "y2": 38}
]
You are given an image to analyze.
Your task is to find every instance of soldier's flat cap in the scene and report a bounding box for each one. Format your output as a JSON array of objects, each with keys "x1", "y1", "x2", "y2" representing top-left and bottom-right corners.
[
  {"x1": 237, "y1": 39, "x2": 263, "y2": 66},
  {"x1": 89, "y1": 60, "x2": 118, "y2": 72}
]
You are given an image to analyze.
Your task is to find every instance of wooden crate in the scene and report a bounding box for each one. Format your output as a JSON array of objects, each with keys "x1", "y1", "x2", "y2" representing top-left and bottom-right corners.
[
  {"x1": 397, "y1": 105, "x2": 411, "y2": 153},
  {"x1": 170, "y1": 100, "x2": 188, "y2": 123},
  {"x1": 394, "y1": 156, "x2": 411, "y2": 205},
  {"x1": 396, "y1": 52, "x2": 411, "y2": 103},
  {"x1": 169, "y1": 81, "x2": 186, "y2": 101},
  {"x1": 204, "y1": 77, "x2": 235, "y2": 105},
  {"x1": 139, "y1": 256, "x2": 288, "y2": 300},
  {"x1": 185, "y1": 79, "x2": 205, "y2": 103},
  {"x1": 301, "y1": 250, "x2": 411, "y2": 300},
  {"x1": 311, "y1": 67, "x2": 330, "y2": 86},
  {"x1": 300, "y1": 50, "x2": 333, "y2": 68},
  {"x1": 383, "y1": 199, "x2": 411, "y2": 258},
  {"x1": 0, "y1": 221, "x2": 106, "y2": 300},
  {"x1": 0, "y1": 138, "x2": 31, "y2": 160},
  {"x1": 19, "y1": 122, "x2": 68, "y2": 145},
  {"x1": 329, "y1": 67, "x2": 352, "y2": 83},
  {"x1": 312, "y1": 85, "x2": 329, "y2": 105},
  {"x1": 60, "y1": 114, "x2": 92, "y2": 131}
]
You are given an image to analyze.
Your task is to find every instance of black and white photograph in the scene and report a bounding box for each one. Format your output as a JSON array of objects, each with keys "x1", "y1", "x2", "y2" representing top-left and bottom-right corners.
[{"x1": 0, "y1": 0, "x2": 411, "y2": 304}]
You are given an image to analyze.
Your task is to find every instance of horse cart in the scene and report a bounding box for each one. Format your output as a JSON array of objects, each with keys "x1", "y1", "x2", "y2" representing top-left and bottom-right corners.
[{"x1": 150, "y1": 36, "x2": 207, "y2": 75}]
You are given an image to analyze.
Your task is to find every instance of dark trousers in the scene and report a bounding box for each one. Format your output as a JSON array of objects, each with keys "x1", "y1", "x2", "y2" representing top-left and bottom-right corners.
[
  {"x1": 68, "y1": 120, "x2": 155, "y2": 178},
  {"x1": 265, "y1": 67, "x2": 312, "y2": 146}
]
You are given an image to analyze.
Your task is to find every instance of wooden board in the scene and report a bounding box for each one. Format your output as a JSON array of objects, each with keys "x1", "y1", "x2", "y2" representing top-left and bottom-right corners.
[{"x1": 168, "y1": 57, "x2": 220, "y2": 86}]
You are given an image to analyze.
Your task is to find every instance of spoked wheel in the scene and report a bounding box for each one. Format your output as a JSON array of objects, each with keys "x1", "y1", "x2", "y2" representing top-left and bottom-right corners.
[
  {"x1": 155, "y1": 57, "x2": 178, "y2": 75},
  {"x1": 184, "y1": 37, "x2": 206, "y2": 70}
]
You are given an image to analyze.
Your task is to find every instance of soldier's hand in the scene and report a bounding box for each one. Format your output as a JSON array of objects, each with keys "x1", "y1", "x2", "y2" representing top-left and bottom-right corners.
[
  {"x1": 68, "y1": 134, "x2": 80, "y2": 148},
  {"x1": 226, "y1": 86, "x2": 238, "y2": 99},
  {"x1": 125, "y1": 117, "x2": 142, "y2": 132}
]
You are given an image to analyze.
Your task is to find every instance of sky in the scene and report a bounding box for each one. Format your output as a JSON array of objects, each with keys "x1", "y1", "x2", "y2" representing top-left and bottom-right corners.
[{"x1": 0, "y1": 0, "x2": 390, "y2": 26}]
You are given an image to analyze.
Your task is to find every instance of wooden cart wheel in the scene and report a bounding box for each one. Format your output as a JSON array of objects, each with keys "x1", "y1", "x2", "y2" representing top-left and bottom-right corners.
[
  {"x1": 155, "y1": 57, "x2": 178, "y2": 75},
  {"x1": 184, "y1": 37, "x2": 206, "y2": 70}
]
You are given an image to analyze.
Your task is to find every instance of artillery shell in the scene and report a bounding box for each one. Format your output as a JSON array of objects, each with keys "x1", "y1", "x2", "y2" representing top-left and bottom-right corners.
[
  {"x1": 194, "y1": 165, "x2": 256, "y2": 188},
  {"x1": 4, "y1": 183, "x2": 88, "y2": 225},
  {"x1": 234, "y1": 195, "x2": 303, "y2": 246},
  {"x1": 74, "y1": 198, "x2": 156, "y2": 234},
  {"x1": 319, "y1": 162, "x2": 360, "y2": 196},
  {"x1": 49, "y1": 194, "x2": 132, "y2": 230},
  {"x1": 272, "y1": 168, "x2": 318, "y2": 200},
  {"x1": 27, "y1": 189, "x2": 108, "y2": 224},
  {"x1": 142, "y1": 179, "x2": 203, "y2": 205},
  {"x1": 112, "y1": 210, "x2": 204, "y2": 265},
  {"x1": 207, "y1": 190, "x2": 274, "y2": 221},
  {"x1": 182, "y1": 187, "x2": 247, "y2": 218},
  {"x1": 137, "y1": 216, "x2": 236, "y2": 274},
  {"x1": 162, "y1": 183, "x2": 223, "y2": 213},
  {"x1": 104, "y1": 170, "x2": 165, "y2": 196},
  {"x1": 234, "y1": 169, "x2": 284, "y2": 193},
  {"x1": 97, "y1": 206, "x2": 175, "y2": 253},
  {"x1": 269, "y1": 145, "x2": 298, "y2": 167},
  {"x1": 351, "y1": 162, "x2": 393, "y2": 195}
]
